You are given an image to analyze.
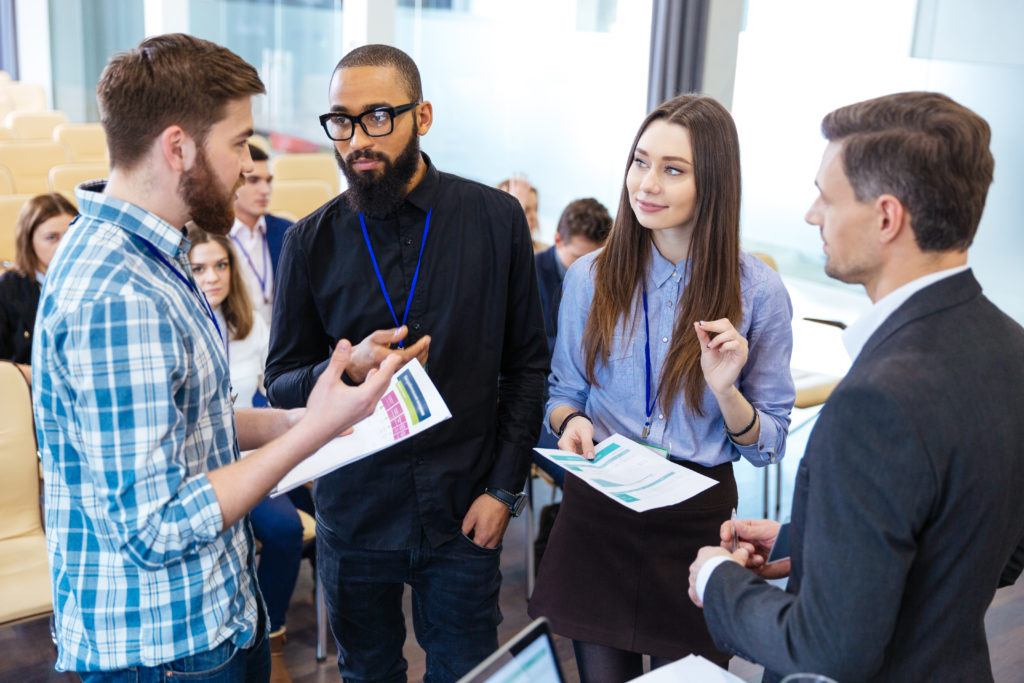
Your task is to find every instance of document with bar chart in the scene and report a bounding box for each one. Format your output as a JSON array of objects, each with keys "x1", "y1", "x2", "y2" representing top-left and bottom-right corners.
[
  {"x1": 271, "y1": 360, "x2": 451, "y2": 496},
  {"x1": 535, "y1": 434, "x2": 718, "y2": 512}
]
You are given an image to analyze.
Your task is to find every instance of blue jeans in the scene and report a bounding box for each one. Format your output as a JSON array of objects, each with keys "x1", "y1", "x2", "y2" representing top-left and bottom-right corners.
[
  {"x1": 249, "y1": 495, "x2": 304, "y2": 632},
  {"x1": 317, "y1": 528, "x2": 503, "y2": 683},
  {"x1": 77, "y1": 632, "x2": 270, "y2": 683}
]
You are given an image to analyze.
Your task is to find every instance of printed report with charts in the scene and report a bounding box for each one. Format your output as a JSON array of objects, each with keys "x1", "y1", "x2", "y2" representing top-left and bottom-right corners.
[{"x1": 271, "y1": 359, "x2": 451, "y2": 496}]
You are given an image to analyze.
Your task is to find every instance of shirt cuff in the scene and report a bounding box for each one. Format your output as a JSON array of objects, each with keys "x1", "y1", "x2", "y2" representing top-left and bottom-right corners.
[{"x1": 697, "y1": 555, "x2": 736, "y2": 603}]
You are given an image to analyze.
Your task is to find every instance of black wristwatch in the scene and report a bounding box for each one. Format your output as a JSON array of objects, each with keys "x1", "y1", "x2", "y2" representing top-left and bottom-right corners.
[{"x1": 484, "y1": 487, "x2": 528, "y2": 517}]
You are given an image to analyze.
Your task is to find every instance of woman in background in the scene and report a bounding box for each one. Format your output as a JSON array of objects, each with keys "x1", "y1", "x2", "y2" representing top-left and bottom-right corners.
[
  {"x1": 187, "y1": 226, "x2": 307, "y2": 683},
  {"x1": 0, "y1": 193, "x2": 77, "y2": 374},
  {"x1": 528, "y1": 95, "x2": 795, "y2": 681}
]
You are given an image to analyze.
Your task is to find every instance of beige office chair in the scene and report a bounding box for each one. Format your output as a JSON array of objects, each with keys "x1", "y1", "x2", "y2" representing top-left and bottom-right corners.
[
  {"x1": 0, "y1": 165, "x2": 13, "y2": 194},
  {"x1": 0, "y1": 126, "x2": 14, "y2": 142},
  {"x1": 0, "y1": 194, "x2": 33, "y2": 263},
  {"x1": 0, "y1": 362, "x2": 53, "y2": 629},
  {"x1": 53, "y1": 123, "x2": 108, "y2": 163},
  {"x1": 0, "y1": 141, "x2": 70, "y2": 194},
  {"x1": 0, "y1": 82, "x2": 47, "y2": 113},
  {"x1": 272, "y1": 153, "x2": 339, "y2": 195},
  {"x1": 268, "y1": 180, "x2": 333, "y2": 220},
  {"x1": 3, "y1": 111, "x2": 68, "y2": 141},
  {"x1": 0, "y1": 70, "x2": 11, "y2": 82},
  {"x1": 48, "y1": 162, "x2": 109, "y2": 205}
]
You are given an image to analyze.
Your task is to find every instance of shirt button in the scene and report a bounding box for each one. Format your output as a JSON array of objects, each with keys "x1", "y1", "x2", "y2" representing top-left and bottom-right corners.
[
  {"x1": 666, "y1": 300, "x2": 673, "y2": 307},
  {"x1": 662, "y1": 336, "x2": 668, "y2": 343},
  {"x1": 405, "y1": 238, "x2": 413, "y2": 246},
  {"x1": 658, "y1": 414, "x2": 664, "y2": 420},
  {"x1": 412, "y1": 322, "x2": 421, "y2": 330}
]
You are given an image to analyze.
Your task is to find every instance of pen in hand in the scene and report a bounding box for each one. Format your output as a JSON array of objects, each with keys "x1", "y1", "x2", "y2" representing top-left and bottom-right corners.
[{"x1": 730, "y1": 507, "x2": 738, "y2": 553}]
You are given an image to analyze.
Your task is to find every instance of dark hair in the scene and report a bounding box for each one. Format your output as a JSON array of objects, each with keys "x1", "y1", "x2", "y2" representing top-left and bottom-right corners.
[
  {"x1": 248, "y1": 143, "x2": 269, "y2": 163},
  {"x1": 335, "y1": 44, "x2": 423, "y2": 102},
  {"x1": 821, "y1": 91, "x2": 993, "y2": 251},
  {"x1": 97, "y1": 33, "x2": 265, "y2": 170},
  {"x1": 185, "y1": 225, "x2": 254, "y2": 341},
  {"x1": 14, "y1": 193, "x2": 78, "y2": 276},
  {"x1": 556, "y1": 198, "x2": 612, "y2": 244},
  {"x1": 584, "y1": 94, "x2": 742, "y2": 416}
]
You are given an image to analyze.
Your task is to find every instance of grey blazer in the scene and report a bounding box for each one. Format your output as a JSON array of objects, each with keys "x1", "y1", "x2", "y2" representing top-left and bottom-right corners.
[{"x1": 703, "y1": 270, "x2": 1024, "y2": 682}]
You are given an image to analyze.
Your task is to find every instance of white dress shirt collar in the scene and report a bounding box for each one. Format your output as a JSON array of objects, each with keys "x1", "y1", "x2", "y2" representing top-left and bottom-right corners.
[{"x1": 842, "y1": 265, "x2": 969, "y2": 361}]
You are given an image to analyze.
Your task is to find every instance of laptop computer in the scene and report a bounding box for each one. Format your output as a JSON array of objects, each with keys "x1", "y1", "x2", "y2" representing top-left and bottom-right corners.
[{"x1": 458, "y1": 617, "x2": 567, "y2": 683}]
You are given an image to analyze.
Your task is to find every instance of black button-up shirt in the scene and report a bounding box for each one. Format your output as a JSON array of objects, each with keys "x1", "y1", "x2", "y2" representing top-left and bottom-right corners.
[{"x1": 265, "y1": 155, "x2": 549, "y2": 549}]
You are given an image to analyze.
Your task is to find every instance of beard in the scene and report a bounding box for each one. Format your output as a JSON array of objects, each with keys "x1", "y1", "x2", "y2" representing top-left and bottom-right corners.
[
  {"x1": 180, "y1": 147, "x2": 239, "y2": 235},
  {"x1": 336, "y1": 127, "x2": 421, "y2": 218}
]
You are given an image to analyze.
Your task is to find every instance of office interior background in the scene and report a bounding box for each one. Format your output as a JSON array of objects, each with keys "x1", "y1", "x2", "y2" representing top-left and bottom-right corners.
[{"x1": 2, "y1": 1, "x2": 1023, "y2": 680}]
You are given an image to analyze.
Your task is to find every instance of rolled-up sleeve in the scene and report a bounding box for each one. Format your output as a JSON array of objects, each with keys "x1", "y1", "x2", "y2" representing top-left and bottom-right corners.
[
  {"x1": 62, "y1": 297, "x2": 222, "y2": 569},
  {"x1": 731, "y1": 265, "x2": 795, "y2": 466}
]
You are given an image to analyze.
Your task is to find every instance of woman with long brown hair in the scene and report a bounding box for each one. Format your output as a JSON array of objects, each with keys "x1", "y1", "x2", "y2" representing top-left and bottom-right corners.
[{"x1": 528, "y1": 95, "x2": 795, "y2": 679}]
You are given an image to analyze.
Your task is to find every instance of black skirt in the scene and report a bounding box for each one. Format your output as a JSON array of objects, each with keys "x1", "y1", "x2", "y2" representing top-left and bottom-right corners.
[{"x1": 528, "y1": 459, "x2": 737, "y2": 661}]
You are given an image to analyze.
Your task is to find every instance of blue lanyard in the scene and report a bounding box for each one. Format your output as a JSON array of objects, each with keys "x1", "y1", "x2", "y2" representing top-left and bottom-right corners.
[
  {"x1": 359, "y1": 208, "x2": 432, "y2": 349},
  {"x1": 641, "y1": 285, "x2": 656, "y2": 439},
  {"x1": 230, "y1": 232, "x2": 271, "y2": 302},
  {"x1": 135, "y1": 236, "x2": 223, "y2": 344}
]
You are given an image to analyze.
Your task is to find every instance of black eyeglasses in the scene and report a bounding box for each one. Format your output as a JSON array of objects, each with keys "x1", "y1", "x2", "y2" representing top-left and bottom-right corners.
[{"x1": 319, "y1": 103, "x2": 419, "y2": 141}]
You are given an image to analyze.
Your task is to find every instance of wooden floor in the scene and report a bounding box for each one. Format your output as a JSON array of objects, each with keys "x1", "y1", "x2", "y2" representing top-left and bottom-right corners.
[{"x1": 4, "y1": 510, "x2": 1023, "y2": 682}]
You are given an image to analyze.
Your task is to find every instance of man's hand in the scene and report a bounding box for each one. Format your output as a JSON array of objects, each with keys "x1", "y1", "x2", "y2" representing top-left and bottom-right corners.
[
  {"x1": 721, "y1": 517, "x2": 790, "y2": 580},
  {"x1": 347, "y1": 325, "x2": 430, "y2": 383},
  {"x1": 688, "y1": 545, "x2": 749, "y2": 607},
  {"x1": 299, "y1": 340, "x2": 402, "y2": 446},
  {"x1": 460, "y1": 493, "x2": 512, "y2": 549}
]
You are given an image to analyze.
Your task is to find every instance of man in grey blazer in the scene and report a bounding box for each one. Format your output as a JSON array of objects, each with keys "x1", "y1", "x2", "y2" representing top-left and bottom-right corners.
[{"x1": 687, "y1": 91, "x2": 1024, "y2": 682}]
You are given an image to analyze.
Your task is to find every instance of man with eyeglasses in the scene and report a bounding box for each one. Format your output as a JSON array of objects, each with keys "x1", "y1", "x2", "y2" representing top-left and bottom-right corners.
[{"x1": 264, "y1": 44, "x2": 548, "y2": 682}]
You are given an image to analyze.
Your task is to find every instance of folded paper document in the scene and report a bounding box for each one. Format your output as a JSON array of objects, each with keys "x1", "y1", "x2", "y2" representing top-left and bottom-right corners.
[{"x1": 271, "y1": 359, "x2": 451, "y2": 496}]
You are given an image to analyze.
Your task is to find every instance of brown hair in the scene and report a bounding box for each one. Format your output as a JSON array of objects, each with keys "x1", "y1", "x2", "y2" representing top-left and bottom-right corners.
[
  {"x1": 556, "y1": 198, "x2": 612, "y2": 244},
  {"x1": 583, "y1": 94, "x2": 742, "y2": 416},
  {"x1": 821, "y1": 91, "x2": 993, "y2": 251},
  {"x1": 14, "y1": 193, "x2": 78, "y2": 276},
  {"x1": 97, "y1": 33, "x2": 265, "y2": 170},
  {"x1": 336, "y1": 44, "x2": 423, "y2": 102},
  {"x1": 185, "y1": 225, "x2": 254, "y2": 341}
]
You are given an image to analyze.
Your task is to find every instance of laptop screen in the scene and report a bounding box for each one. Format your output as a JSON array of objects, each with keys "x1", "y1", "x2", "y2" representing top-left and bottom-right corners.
[{"x1": 458, "y1": 618, "x2": 566, "y2": 683}]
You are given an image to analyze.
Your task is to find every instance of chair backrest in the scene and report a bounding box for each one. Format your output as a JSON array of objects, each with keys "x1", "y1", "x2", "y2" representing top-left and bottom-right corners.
[
  {"x1": 48, "y1": 162, "x2": 109, "y2": 205},
  {"x1": 0, "y1": 361, "x2": 42, "y2": 543},
  {"x1": 0, "y1": 91, "x2": 12, "y2": 123},
  {"x1": 268, "y1": 180, "x2": 334, "y2": 220},
  {"x1": 0, "y1": 165, "x2": 13, "y2": 194},
  {"x1": 53, "y1": 122, "x2": 108, "y2": 163},
  {"x1": 0, "y1": 70, "x2": 10, "y2": 82},
  {"x1": 0, "y1": 194, "x2": 32, "y2": 263},
  {"x1": 0, "y1": 141, "x2": 70, "y2": 194},
  {"x1": 3, "y1": 110, "x2": 69, "y2": 140},
  {"x1": 0, "y1": 82, "x2": 47, "y2": 113},
  {"x1": 0, "y1": 126, "x2": 14, "y2": 142},
  {"x1": 272, "y1": 153, "x2": 339, "y2": 195}
]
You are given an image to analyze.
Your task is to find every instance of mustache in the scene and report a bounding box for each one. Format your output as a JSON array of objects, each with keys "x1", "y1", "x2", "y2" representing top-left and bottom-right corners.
[{"x1": 345, "y1": 149, "x2": 387, "y2": 165}]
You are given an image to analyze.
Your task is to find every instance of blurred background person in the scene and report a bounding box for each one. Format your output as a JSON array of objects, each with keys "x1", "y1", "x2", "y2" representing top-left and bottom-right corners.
[
  {"x1": 231, "y1": 143, "x2": 293, "y2": 326},
  {"x1": 187, "y1": 225, "x2": 311, "y2": 683},
  {"x1": 0, "y1": 193, "x2": 77, "y2": 378},
  {"x1": 499, "y1": 174, "x2": 548, "y2": 252}
]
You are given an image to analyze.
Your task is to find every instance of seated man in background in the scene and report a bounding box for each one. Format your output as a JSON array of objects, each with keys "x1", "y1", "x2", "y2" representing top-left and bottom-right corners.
[
  {"x1": 499, "y1": 175, "x2": 548, "y2": 252},
  {"x1": 533, "y1": 198, "x2": 612, "y2": 478},
  {"x1": 688, "y1": 91, "x2": 1024, "y2": 682},
  {"x1": 231, "y1": 143, "x2": 293, "y2": 327}
]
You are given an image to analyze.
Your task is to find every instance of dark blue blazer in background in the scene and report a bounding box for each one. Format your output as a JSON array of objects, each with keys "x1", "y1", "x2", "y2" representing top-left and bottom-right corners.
[
  {"x1": 534, "y1": 245, "x2": 563, "y2": 356},
  {"x1": 264, "y1": 213, "x2": 293, "y2": 275},
  {"x1": 702, "y1": 270, "x2": 1024, "y2": 682}
]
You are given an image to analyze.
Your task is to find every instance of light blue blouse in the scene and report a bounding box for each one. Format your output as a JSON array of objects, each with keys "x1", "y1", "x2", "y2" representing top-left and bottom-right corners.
[{"x1": 546, "y1": 247, "x2": 796, "y2": 467}]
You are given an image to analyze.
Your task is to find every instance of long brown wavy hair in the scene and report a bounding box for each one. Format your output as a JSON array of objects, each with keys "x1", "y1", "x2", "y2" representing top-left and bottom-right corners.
[
  {"x1": 185, "y1": 225, "x2": 255, "y2": 341},
  {"x1": 583, "y1": 94, "x2": 742, "y2": 416}
]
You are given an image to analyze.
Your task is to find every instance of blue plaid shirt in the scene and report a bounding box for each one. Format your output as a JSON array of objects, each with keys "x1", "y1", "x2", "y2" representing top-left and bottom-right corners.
[{"x1": 32, "y1": 182, "x2": 260, "y2": 672}]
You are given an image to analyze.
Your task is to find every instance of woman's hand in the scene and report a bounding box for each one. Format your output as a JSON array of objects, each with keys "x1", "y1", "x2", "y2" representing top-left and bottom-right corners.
[
  {"x1": 694, "y1": 318, "x2": 749, "y2": 397},
  {"x1": 557, "y1": 414, "x2": 595, "y2": 460}
]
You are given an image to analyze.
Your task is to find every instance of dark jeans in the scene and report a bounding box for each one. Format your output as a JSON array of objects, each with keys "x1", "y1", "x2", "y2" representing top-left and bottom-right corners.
[
  {"x1": 317, "y1": 528, "x2": 503, "y2": 683},
  {"x1": 249, "y1": 494, "x2": 304, "y2": 632},
  {"x1": 77, "y1": 631, "x2": 270, "y2": 683}
]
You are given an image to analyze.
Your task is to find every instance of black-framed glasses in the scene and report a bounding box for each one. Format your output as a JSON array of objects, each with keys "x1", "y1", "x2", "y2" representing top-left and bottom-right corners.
[{"x1": 319, "y1": 103, "x2": 419, "y2": 141}]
